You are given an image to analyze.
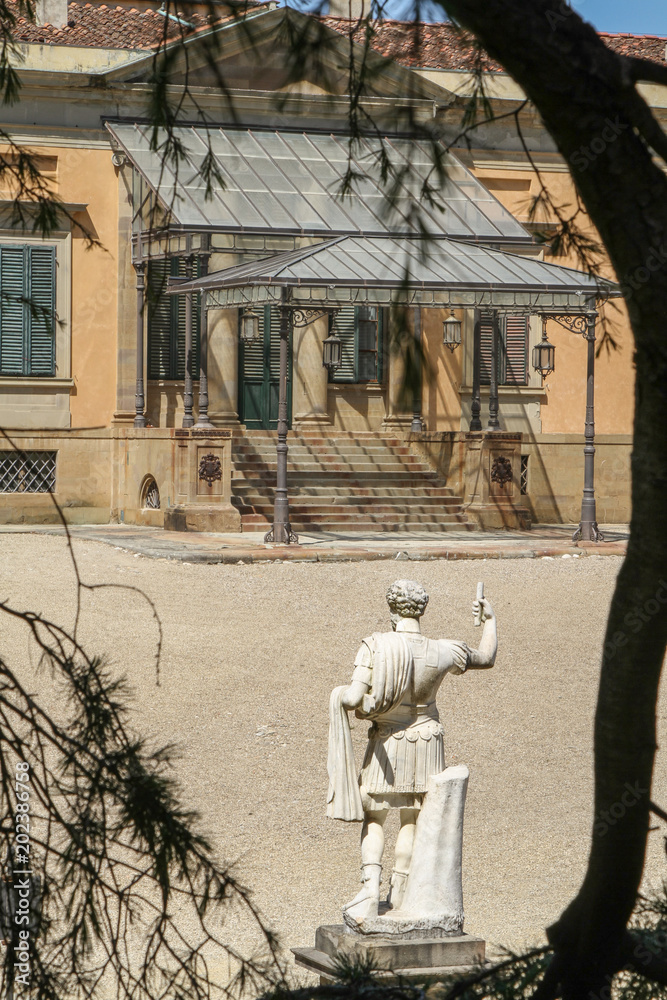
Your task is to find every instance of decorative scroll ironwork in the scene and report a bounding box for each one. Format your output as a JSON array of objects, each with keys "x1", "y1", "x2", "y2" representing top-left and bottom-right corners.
[
  {"x1": 490, "y1": 456, "x2": 513, "y2": 488},
  {"x1": 289, "y1": 307, "x2": 337, "y2": 328},
  {"x1": 198, "y1": 453, "x2": 222, "y2": 487},
  {"x1": 540, "y1": 313, "x2": 591, "y2": 338},
  {"x1": 572, "y1": 522, "x2": 605, "y2": 543},
  {"x1": 264, "y1": 525, "x2": 299, "y2": 544}
]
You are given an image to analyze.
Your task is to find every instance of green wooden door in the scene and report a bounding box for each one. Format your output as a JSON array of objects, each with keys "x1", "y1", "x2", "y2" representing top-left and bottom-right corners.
[{"x1": 239, "y1": 306, "x2": 292, "y2": 430}]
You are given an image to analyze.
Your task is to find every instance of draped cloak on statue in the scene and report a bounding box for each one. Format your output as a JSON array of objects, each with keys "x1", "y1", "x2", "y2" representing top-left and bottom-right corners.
[{"x1": 327, "y1": 631, "x2": 413, "y2": 822}]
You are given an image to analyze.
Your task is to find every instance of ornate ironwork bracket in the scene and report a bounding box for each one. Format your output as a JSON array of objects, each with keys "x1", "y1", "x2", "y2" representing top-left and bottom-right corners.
[
  {"x1": 289, "y1": 307, "x2": 339, "y2": 328},
  {"x1": 540, "y1": 312, "x2": 596, "y2": 339}
]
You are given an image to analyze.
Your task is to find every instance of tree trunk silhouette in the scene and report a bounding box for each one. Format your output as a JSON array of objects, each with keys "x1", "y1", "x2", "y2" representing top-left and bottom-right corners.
[{"x1": 442, "y1": 2, "x2": 667, "y2": 996}]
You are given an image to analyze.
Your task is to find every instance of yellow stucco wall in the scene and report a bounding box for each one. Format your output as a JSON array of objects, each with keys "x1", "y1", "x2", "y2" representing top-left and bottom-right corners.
[
  {"x1": 60, "y1": 145, "x2": 119, "y2": 429},
  {"x1": 421, "y1": 307, "x2": 462, "y2": 432},
  {"x1": 472, "y1": 164, "x2": 635, "y2": 437}
]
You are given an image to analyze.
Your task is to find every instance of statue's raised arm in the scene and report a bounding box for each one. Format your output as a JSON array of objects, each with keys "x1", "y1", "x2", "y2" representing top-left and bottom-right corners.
[{"x1": 468, "y1": 595, "x2": 497, "y2": 669}]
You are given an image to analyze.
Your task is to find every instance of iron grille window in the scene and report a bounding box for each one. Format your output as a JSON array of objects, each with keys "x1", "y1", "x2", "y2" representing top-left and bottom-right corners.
[
  {"x1": 520, "y1": 454, "x2": 529, "y2": 495},
  {"x1": 478, "y1": 312, "x2": 529, "y2": 386},
  {"x1": 329, "y1": 305, "x2": 384, "y2": 383},
  {"x1": 147, "y1": 258, "x2": 202, "y2": 380},
  {"x1": 0, "y1": 451, "x2": 56, "y2": 493},
  {"x1": 0, "y1": 245, "x2": 56, "y2": 377}
]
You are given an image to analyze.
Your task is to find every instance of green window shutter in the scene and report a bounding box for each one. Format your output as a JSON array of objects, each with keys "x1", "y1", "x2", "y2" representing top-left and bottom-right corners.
[
  {"x1": 0, "y1": 245, "x2": 55, "y2": 377},
  {"x1": 147, "y1": 260, "x2": 172, "y2": 379},
  {"x1": 240, "y1": 306, "x2": 268, "y2": 381},
  {"x1": 147, "y1": 257, "x2": 201, "y2": 380},
  {"x1": 356, "y1": 305, "x2": 380, "y2": 382},
  {"x1": 27, "y1": 246, "x2": 56, "y2": 376},
  {"x1": 330, "y1": 306, "x2": 358, "y2": 383},
  {"x1": 268, "y1": 306, "x2": 284, "y2": 381},
  {"x1": 0, "y1": 247, "x2": 27, "y2": 376},
  {"x1": 173, "y1": 257, "x2": 200, "y2": 380}
]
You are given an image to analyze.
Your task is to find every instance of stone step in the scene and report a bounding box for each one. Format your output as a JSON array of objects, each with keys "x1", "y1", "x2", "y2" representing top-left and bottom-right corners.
[
  {"x1": 241, "y1": 508, "x2": 465, "y2": 523},
  {"x1": 233, "y1": 441, "x2": 414, "y2": 454},
  {"x1": 233, "y1": 462, "x2": 433, "y2": 476},
  {"x1": 241, "y1": 516, "x2": 474, "y2": 533},
  {"x1": 232, "y1": 485, "x2": 456, "y2": 498},
  {"x1": 232, "y1": 493, "x2": 463, "y2": 511},
  {"x1": 232, "y1": 473, "x2": 443, "y2": 487},
  {"x1": 235, "y1": 502, "x2": 464, "y2": 517}
]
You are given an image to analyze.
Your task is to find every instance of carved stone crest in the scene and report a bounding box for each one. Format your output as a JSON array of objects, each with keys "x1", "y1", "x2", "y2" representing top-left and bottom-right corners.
[
  {"x1": 198, "y1": 453, "x2": 222, "y2": 487},
  {"x1": 490, "y1": 456, "x2": 513, "y2": 488}
]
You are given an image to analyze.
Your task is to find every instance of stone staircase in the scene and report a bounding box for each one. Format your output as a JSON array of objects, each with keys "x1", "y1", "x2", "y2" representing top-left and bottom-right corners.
[{"x1": 231, "y1": 431, "x2": 474, "y2": 533}]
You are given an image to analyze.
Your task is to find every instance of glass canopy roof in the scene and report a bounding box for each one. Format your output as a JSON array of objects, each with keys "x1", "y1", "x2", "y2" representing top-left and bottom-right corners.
[
  {"x1": 107, "y1": 122, "x2": 531, "y2": 243},
  {"x1": 171, "y1": 236, "x2": 618, "y2": 311}
]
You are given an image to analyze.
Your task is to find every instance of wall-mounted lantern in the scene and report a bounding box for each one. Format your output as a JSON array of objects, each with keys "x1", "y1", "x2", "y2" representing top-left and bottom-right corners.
[
  {"x1": 322, "y1": 332, "x2": 342, "y2": 371},
  {"x1": 532, "y1": 317, "x2": 556, "y2": 378},
  {"x1": 240, "y1": 307, "x2": 261, "y2": 344},
  {"x1": 443, "y1": 310, "x2": 462, "y2": 352}
]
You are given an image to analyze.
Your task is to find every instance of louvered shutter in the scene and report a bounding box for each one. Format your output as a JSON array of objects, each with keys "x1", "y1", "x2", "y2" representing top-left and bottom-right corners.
[
  {"x1": 503, "y1": 314, "x2": 528, "y2": 385},
  {"x1": 147, "y1": 260, "x2": 172, "y2": 379},
  {"x1": 0, "y1": 247, "x2": 26, "y2": 375},
  {"x1": 268, "y1": 306, "x2": 285, "y2": 380},
  {"x1": 173, "y1": 258, "x2": 200, "y2": 380},
  {"x1": 478, "y1": 312, "x2": 528, "y2": 386},
  {"x1": 357, "y1": 305, "x2": 379, "y2": 381},
  {"x1": 240, "y1": 306, "x2": 267, "y2": 382},
  {"x1": 330, "y1": 305, "x2": 356, "y2": 383},
  {"x1": 27, "y1": 246, "x2": 56, "y2": 376},
  {"x1": 478, "y1": 312, "x2": 495, "y2": 386},
  {"x1": 147, "y1": 258, "x2": 201, "y2": 380},
  {"x1": 0, "y1": 245, "x2": 55, "y2": 377}
]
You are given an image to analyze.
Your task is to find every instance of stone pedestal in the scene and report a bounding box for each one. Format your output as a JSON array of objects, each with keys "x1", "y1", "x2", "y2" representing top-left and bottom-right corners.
[
  {"x1": 464, "y1": 432, "x2": 530, "y2": 530},
  {"x1": 162, "y1": 428, "x2": 241, "y2": 533},
  {"x1": 293, "y1": 315, "x2": 332, "y2": 429},
  {"x1": 293, "y1": 925, "x2": 485, "y2": 984}
]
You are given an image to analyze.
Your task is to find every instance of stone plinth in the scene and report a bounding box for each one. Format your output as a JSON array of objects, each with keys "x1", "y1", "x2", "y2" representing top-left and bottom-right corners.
[{"x1": 293, "y1": 924, "x2": 485, "y2": 984}]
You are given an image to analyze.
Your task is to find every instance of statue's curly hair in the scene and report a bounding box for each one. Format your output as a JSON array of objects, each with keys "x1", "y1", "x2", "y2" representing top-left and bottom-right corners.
[{"x1": 386, "y1": 580, "x2": 429, "y2": 619}]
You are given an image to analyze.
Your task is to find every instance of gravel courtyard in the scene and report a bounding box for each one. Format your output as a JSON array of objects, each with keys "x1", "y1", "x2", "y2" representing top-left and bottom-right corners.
[{"x1": 1, "y1": 534, "x2": 665, "y2": 977}]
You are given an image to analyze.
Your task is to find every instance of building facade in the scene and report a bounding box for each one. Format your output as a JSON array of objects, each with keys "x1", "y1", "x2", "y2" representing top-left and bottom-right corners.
[{"x1": 0, "y1": 2, "x2": 649, "y2": 531}]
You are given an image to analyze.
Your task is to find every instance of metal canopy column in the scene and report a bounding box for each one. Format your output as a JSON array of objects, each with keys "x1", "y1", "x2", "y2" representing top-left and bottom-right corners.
[
  {"x1": 133, "y1": 256, "x2": 146, "y2": 429},
  {"x1": 411, "y1": 306, "x2": 423, "y2": 434},
  {"x1": 470, "y1": 313, "x2": 482, "y2": 432},
  {"x1": 574, "y1": 308, "x2": 603, "y2": 542},
  {"x1": 264, "y1": 294, "x2": 297, "y2": 545},
  {"x1": 487, "y1": 310, "x2": 500, "y2": 431},
  {"x1": 195, "y1": 249, "x2": 214, "y2": 429},
  {"x1": 182, "y1": 248, "x2": 195, "y2": 429}
]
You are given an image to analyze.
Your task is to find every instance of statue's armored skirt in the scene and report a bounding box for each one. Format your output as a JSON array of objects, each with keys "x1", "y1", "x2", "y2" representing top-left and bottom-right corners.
[{"x1": 359, "y1": 703, "x2": 445, "y2": 811}]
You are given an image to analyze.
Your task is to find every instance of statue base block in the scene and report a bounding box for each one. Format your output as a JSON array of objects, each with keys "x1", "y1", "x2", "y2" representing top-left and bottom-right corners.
[{"x1": 292, "y1": 924, "x2": 485, "y2": 984}]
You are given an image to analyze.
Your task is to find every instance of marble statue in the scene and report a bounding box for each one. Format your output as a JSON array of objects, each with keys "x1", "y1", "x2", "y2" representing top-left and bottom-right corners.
[{"x1": 327, "y1": 579, "x2": 497, "y2": 935}]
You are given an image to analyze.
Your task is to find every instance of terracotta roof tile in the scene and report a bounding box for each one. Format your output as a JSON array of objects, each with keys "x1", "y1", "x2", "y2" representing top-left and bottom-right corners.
[
  {"x1": 7, "y1": 0, "x2": 268, "y2": 50},
  {"x1": 323, "y1": 17, "x2": 667, "y2": 73}
]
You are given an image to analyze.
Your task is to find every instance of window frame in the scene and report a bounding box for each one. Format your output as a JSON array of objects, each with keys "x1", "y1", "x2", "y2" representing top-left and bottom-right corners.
[
  {"x1": 329, "y1": 305, "x2": 385, "y2": 385},
  {"x1": 0, "y1": 232, "x2": 70, "y2": 384}
]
